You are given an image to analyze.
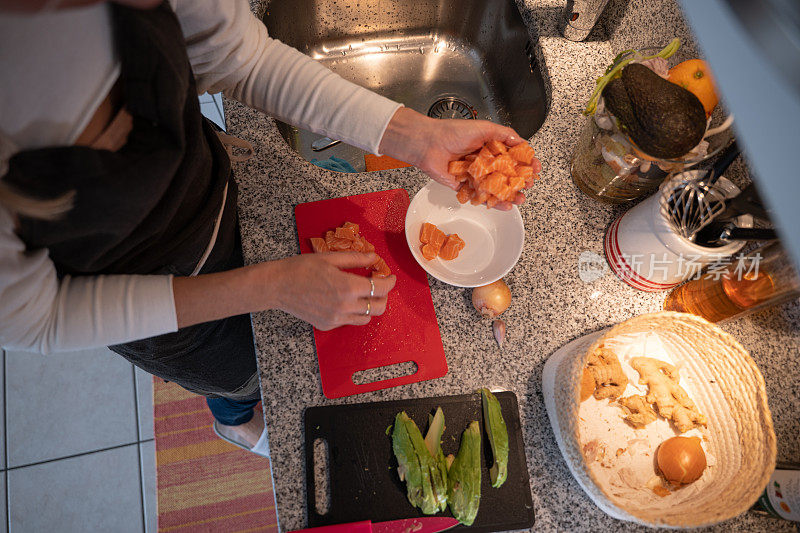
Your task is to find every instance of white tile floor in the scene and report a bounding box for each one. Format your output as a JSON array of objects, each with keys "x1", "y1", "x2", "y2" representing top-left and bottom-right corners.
[{"x1": 0, "y1": 94, "x2": 226, "y2": 533}]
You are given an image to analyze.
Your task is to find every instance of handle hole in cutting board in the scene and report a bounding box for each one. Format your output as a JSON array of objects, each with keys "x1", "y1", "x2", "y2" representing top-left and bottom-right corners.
[
  {"x1": 313, "y1": 437, "x2": 331, "y2": 515},
  {"x1": 352, "y1": 361, "x2": 418, "y2": 385}
]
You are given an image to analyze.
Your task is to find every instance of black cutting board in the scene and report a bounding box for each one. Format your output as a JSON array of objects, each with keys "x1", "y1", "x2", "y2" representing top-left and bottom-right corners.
[{"x1": 304, "y1": 392, "x2": 534, "y2": 532}]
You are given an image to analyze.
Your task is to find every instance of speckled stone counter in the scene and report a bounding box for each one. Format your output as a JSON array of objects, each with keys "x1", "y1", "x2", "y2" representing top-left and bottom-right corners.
[{"x1": 227, "y1": 1, "x2": 800, "y2": 531}]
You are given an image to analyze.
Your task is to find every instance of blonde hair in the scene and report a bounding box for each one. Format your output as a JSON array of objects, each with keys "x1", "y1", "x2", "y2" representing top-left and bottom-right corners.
[
  {"x1": 0, "y1": 181, "x2": 74, "y2": 221},
  {"x1": 0, "y1": 130, "x2": 74, "y2": 221}
]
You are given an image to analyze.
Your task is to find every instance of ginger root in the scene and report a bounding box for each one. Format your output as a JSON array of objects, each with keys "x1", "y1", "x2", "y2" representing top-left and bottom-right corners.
[
  {"x1": 586, "y1": 345, "x2": 628, "y2": 400},
  {"x1": 618, "y1": 394, "x2": 658, "y2": 428},
  {"x1": 630, "y1": 357, "x2": 707, "y2": 433}
]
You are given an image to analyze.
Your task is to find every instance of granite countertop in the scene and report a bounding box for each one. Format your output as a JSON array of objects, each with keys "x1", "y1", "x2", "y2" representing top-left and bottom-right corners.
[{"x1": 226, "y1": 0, "x2": 800, "y2": 531}]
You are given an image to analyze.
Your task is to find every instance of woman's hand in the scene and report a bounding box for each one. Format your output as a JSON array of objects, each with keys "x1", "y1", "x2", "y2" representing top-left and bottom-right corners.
[
  {"x1": 268, "y1": 252, "x2": 396, "y2": 330},
  {"x1": 173, "y1": 252, "x2": 396, "y2": 330},
  {"x1": 378, "y1": 107, "x2": 537, "y2": 209}
]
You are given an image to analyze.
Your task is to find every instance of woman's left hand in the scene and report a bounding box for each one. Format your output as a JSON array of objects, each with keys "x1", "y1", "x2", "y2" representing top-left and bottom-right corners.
[{"x1": 378, "y1": 107, "x2": 537, "y2": 209}]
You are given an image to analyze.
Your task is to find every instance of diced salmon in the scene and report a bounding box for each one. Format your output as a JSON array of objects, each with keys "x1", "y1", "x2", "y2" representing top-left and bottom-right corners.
[
  {"x1": 455, "y1": 173, "x2": 470, "y2": 183},
  {"x1": 329, "y1": 237, "x2": 352, "y2": 251},
  {"x1": 343, "y1": 221, "x2": 360, "y2": 234},
  {"x1": 310, "y1": 237, "x2": 328, "y2": 253},
  {"x1": 456, "y1": 184, "x2": 474, "y2": 204},
  {"x1": 467, "y1": 155, "x2": 492, "y2": 181},
  {"x1": 429, "y1": 227, "x2": 446, "y2": 251},
  {"x1": 350, "y1": 238, "x2": 364, "y2": 252},
  {"x1": 508, "y1": 175, "x2": 526, "y2": 193},
  {"x1": 508, "y1": 143, "x2": 536, "y2": 165},
  {"x1": 485, "y1": 140, "x2": 508, "y2": 156},
  {"x1": 363, "y1": 239, "x2": 375, "y2": 253},
  {"x1": 448, "y1": 160, "x2": 471, "y2": 175},
  {"x1": 464, "y1": 154, "x2": 478, "y2": 162},
  {"x1": 439, "y1": 234, "x2": 465, "y2": 260},
  {"x1": 497, "y1": 185, "x2": 515, "y2": 203},
  {"x1": 515, "y1": 164, "x2": 535, "y2": 181},
  {"x1": 324, "y1": 230, "x2": 336, "y2": 249},
  {"x1": 421, "y1": 243, "x2": 438, "y2": 261},
  {"x1": 471, "y1": 190, "x2": 490, "y2": 205},
  {"x1": 335, "y1": 226, "x2": 358, "y2": 241},
  {"x1": 372, "y1": 257, "x2": 391, "y2": 277},
  {"x1": 420, "y1": 222, "x2": 438, "y2": 244},
  {"x1": 486, "y1": 195, "x2": 499, "y2": 209},
  {"x1": 478, "y1": 172, "x2": 508, "y2": 197},
  {"x1": 489, "y1": 154, "x2": 517, "y2": 176}
]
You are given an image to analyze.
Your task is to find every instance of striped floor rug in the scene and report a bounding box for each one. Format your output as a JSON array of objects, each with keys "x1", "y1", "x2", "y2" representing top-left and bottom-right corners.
[{"x1": 153, "y1": 377, "x2": 278, "y2": 532}]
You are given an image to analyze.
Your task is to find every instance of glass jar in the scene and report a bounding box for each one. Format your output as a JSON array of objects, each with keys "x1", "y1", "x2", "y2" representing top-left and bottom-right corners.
[
  {"x1": 663, "y1": 241, "x2": 800, "y2": 322},
  {"x1": 571, "y1": 49, "x2": 733, "y2": 204}
]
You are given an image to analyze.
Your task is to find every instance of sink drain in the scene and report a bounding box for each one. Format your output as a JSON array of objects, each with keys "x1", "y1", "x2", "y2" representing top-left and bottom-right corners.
[{"x1": 427, "y1": 97, "x2": 477, "y2": 120}]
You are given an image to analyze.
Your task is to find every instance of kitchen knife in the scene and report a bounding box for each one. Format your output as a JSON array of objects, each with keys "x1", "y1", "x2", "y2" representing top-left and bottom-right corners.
[{"x1": 290, "y1": 516, "x2": 460, "y2": 533}]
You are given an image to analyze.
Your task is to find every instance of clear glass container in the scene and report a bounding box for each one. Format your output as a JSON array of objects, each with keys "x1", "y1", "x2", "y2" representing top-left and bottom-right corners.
[
  {"x1": 663, "y1": 241, "x2": 800, "y2": 323},
  {"x1": 570, "y1": 49, "x2": 733, "y2": 204}
]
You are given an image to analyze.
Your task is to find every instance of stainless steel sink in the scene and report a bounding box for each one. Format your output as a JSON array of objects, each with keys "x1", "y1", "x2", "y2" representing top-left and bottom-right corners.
[{"x1": 263, "y1": 0, "x2": 549, "y2": 172}]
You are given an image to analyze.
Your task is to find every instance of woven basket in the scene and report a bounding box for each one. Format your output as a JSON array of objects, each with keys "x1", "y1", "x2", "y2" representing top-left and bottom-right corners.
[{"x1": 543, "y1": 311, "x2": 776, "y2": 528}]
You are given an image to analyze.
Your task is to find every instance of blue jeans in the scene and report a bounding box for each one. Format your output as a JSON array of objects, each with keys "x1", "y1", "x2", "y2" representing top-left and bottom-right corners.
[{"x1": 206, "y1": 396, "x2": 260, "y2": 426}]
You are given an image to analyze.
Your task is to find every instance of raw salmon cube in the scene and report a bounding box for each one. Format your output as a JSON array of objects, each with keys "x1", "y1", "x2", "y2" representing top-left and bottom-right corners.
[
  {"x1": 342, "y1": 221, "x2": 360, "y2": 234},
  {"x1": 363, "y1": 239, "x2": 375, "y2": 253},
  {"x1": 439, "y1": 234, "x2": 465, "y2": 260},
  {"x1": 372, "y1": 257, "x2": 391, "y2": 277},
  {"x1": 429, "y1": 227, "x2": 446, "y2": 251},
  {"x1": 508, "y1": 175, "x2": 525, "y2": 192},
  {"x1": 324, "y1": 230, "x2": 336, "y2": 248},
  {"x1": 486, "y1": 140, "x2": 508, "y2": 156},
  {"x1": 329, "y1": 238, "x2": 352, "y2": 251},
  {"x1": 456, "y1": 185, "x2": 474, "y2": 204},
  {"x1": 455, "y1": 173, "x2": 470, "y2": 183},
  {"x1": 489, "y1": 154, "x2": 517, "y2": 176},
  {"x1": 471, "y1": 190, "x2": 490, "y2": 205},
  {"x1": 468, "y1": 155, "x2": 492, "y2": 181},
  {"x1": 310, "y1": 237, "x2": 328, "y2": 253},
  {"x1": 350, "y1": 238, "x2": 364, "y2": 252},
  {"x1": 508, "y1": 143, "x2": 536, "y2": 165},
  {"x1": 420, "y1": 222, "x2": 438, "y2": 244},
  {"x1": 486, "y1": 195, "x2": 499, "y2": 209},
  {"x1": 478, "y1": 172, "x2": 508, "y2": 196},
  {"x1": 335, "y1": 226, "x2": 358, "y2": 241},
  {"x1": 464, "y1": 154, "x2": 478, "y2": 162},
  {"x1": 515, "y1": 164, "x2": 535, "y2": 181},
  {"x1": 497, "y1": 185, "x2": 515, "y2": 202},
  {"x1": 448, "y1": 160, "x2": 471, "y2": 175},
  {"x1": 421, "y1": 243, "x2": 438, "y2": 261}
]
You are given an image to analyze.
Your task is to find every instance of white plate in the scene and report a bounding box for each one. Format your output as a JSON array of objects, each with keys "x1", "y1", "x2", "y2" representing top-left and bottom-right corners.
[{"x1": 405, "y1": 180, "x2": 524, "y2": 287}]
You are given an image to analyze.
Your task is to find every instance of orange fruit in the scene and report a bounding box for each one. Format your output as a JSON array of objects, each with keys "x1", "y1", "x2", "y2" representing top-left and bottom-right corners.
[{"x1": 668, "y1": 59, "x2": 719, "y2": 116}]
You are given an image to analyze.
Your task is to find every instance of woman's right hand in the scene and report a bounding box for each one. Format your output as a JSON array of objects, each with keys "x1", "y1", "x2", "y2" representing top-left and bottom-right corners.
[{"x1": 267, "y1": 252, "x2": 397, "y2": 330}]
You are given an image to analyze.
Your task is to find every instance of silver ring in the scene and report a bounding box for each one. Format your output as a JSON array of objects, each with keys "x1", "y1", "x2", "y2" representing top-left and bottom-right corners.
[
  {"x1": 364, "y1": 299, "x2": 371, "y2": 317},
  {"x1": 369, "y1": 278, "x2": 375, "y2": 299}
]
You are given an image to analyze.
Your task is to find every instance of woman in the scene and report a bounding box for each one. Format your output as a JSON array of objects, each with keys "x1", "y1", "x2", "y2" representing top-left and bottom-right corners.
[{"x1": 0, "y1": 0, "x2": 533, "y2": 455}]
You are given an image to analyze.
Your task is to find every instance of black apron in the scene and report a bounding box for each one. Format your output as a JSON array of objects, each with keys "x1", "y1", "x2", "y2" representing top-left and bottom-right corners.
[{"x1": 3, "y1": 2, "x2": 259, "y2": 400}]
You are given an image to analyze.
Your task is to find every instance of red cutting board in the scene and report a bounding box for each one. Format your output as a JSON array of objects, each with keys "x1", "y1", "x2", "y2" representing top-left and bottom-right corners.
[{"x1": 294, "y1": 189, "x2": 447, "y2": 398}]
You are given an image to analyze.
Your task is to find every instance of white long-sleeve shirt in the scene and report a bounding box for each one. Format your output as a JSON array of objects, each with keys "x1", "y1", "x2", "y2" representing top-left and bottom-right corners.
[{"x1": 0, "y1": 0, "x2": 402, "y2": 353}]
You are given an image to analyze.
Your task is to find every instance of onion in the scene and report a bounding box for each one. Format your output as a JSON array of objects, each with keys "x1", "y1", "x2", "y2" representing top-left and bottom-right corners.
[
  {"x1": 472, "y1": 279, "x2": 511, "y2": 317},
  {"x1": 657, "y1": 436, "x2": 707, "y2": 485}
]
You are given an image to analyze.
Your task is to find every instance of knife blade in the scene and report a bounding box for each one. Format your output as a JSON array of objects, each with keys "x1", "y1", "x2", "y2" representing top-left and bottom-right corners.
[
  {"x1": 290, "y1": 517, "x2": 460, "y2": 533},
  {"x1": 372, "y1": 516, "x2": 460, "y2": 533}
]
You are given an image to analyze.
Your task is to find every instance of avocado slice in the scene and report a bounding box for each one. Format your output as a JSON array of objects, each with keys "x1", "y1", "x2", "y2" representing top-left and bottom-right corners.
[
  {"x1": 424, "y1": 408, "x2": 449, "y2": 512},
  {"x1": 447, "y1": 421, "x2": 482, "y2": 526},
  {"x1": 481, "y1": 389, "x2": 509, "y2": 488},
  {"x1": 392, "y1": 412, "x2": 439, "y2": 514},
  {"x1": 603, "y1": 63, "x2": 707, "y2": 159}
]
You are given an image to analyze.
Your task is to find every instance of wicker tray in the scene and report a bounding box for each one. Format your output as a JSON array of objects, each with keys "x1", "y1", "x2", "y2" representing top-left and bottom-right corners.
[{"x1": 542, "y1": 311, "x2": 776, "y2": 528}]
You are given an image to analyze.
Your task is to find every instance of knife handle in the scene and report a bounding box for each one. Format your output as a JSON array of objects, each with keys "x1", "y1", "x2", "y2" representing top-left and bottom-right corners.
[{"x1": 289, "y1": 520, "x2": 372, "y2": 533}]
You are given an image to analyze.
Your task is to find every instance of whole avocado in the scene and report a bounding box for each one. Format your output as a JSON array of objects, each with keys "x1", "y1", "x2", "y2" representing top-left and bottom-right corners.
[{"x1": 602, "y1": 63, "x2": 707, "y2": 159}]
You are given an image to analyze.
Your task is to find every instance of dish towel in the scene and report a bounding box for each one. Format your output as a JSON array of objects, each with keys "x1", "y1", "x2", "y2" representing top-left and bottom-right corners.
[{"x1": 310, "y1": 155, "x2": 357, "y2": 173}]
